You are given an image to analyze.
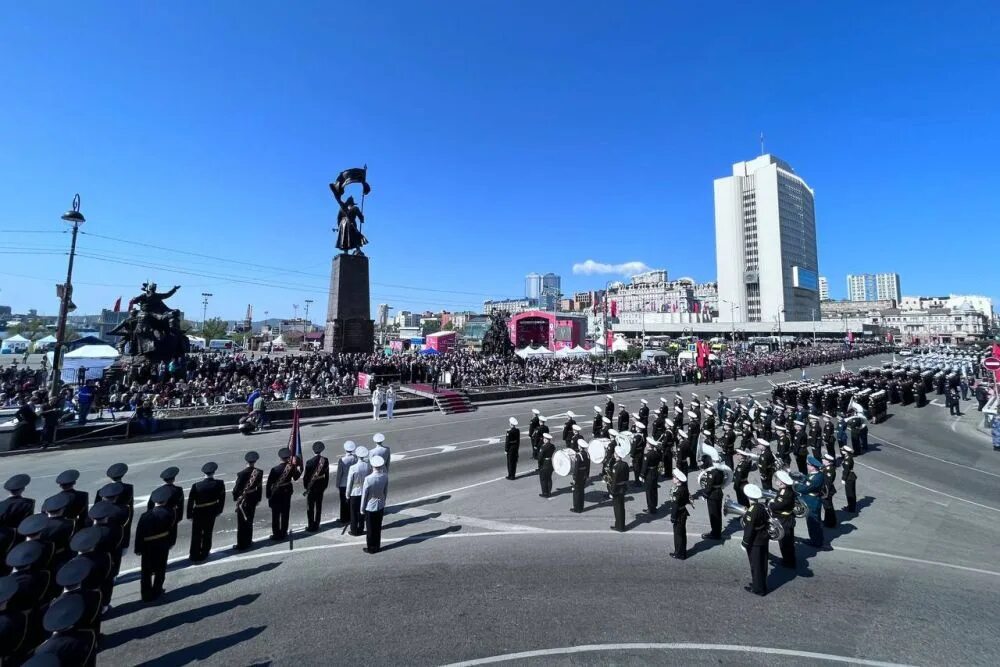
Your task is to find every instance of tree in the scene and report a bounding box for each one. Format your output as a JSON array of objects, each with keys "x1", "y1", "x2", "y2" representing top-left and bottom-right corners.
[
  {"x1": 442, "y1": 321, "x2": 455, "y2": 331},
  {"x1": 201, "y1": 317, "x2": 229, "y2": 341}
]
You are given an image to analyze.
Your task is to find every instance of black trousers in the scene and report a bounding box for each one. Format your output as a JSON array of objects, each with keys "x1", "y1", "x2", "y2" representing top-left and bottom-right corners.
[
  {"x1": 572, "y1": 479, "x2": 585, "y2": 512},
  {"x1": 539, "y1": 468, "x2": 553, "y2": 496},
  {"x1": 306, "y1": 490, "x2": 325, "y2": 531},
  {"x1": 795, "y1": 453, "x2": 807, "y2": 475},
  {"x1": 612, "y1": 494, "x2": 626, "y2": 531},
  {"x1": 140, "y1": 550, "x2": 169, "y2": 601},
  {"x1": 236, "y1": 504, "x2": 256, "y2": 549},
  {"x1": 778, "y1": 521, "x2": 796, "y2": 567},
  {"x1": 189, "y1": 514, "x2": 216, "y2": 561},
  {"x1": 822, "y1": 498, "x2": 838, "y2": 528},
  {"x1": 734, "y1": 484, "x2": 748, "y2": 507},
  {"x1": 271, "y1": 496, "x2": 291, "y2": 538},
  {"x1": 349, "y1": 496, "x2": 364, "y2": 535},
  {"x1": 759, "y1": 471, "x2": 773, "y2": 492},
  {"x1": 747, "y1": 545, "x2": 768, "y2": 595},
  {"x1": 805, "y1": 514, "x2": 823, "y2": 547},
  {"x1": 365, "y1": 510, "x2": 385, "y2": 552},
  {"x1": 845, "y1": 479, "x2": 857, "y2": 512},
  {"x1": 672, "y1": 514, "x2": 687, "y2": 557},
  {"x1": 723, "y1": 453, "x2": 734, "y2": 471},
  {"x1": 338, "y1": 487, "x2": 350, "y2": 523},
  {"x1": 506, "y1": 453, "x2": 518, "y2": 480},
  {"x1": 644, "y1": 480, "x2": 658, "y2": 513},
  {"x1": 707, "y1": 495, "x2": 722, "y2": 537}
]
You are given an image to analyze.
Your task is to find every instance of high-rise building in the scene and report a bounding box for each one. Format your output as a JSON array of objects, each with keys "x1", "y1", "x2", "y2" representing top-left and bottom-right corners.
[
  {"x1": 847, "y1": 273, "x2": 900, "y2": 303},
  {"x1": 714, "y1": 154, "x2": 820, "y2": 322},
  {"x1": 540, "y1": 272, "x2": 561, "y2": 310},
  {"x1": 525, "y1": 273, "x2": 542, "y2": 300},
  {"x1": 818, "y1": 276, "x2": 829, "y2": 301},
  {"x1": 376, "y1": 303, "x2": 390, "y2": 329}
]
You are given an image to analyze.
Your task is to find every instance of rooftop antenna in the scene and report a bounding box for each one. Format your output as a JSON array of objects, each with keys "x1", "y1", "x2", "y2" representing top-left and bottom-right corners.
[{"x1": 759, "y1": 131, "x2": 765, "y2": 156}]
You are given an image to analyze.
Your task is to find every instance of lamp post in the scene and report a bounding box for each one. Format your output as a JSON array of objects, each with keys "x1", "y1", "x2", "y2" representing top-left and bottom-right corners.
[
  {"x1": 201, "y1": 293, "x2": 213, "y2": 333},
  {"x1": 304, "y1": 299, "x2": 313, "y2": 326},
  {"x1": 49, "y1": 194, "x2": 85, "y2": 397},
  {"x1": 721, "y1": 299, "x2": 739, "y2": 343}
]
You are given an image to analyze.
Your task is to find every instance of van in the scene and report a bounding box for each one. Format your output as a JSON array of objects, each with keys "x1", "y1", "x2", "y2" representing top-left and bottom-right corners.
[{"x1": 208, "y1": 339, "x2": 234, "y2": 351}]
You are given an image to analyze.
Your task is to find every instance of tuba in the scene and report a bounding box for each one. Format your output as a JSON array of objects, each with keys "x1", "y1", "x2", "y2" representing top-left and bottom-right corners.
[
  {"x1": 760, "y1": 489, "x2": 809, "y2": 519},
  {"x1": 723, "y1": 495, "x2": 785, "y2": 540}
]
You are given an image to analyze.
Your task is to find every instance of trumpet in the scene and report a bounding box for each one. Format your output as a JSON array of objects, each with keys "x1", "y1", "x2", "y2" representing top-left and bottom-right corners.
[{"x1": 723, "y1": 495, "x2": 785, "y2": 540}]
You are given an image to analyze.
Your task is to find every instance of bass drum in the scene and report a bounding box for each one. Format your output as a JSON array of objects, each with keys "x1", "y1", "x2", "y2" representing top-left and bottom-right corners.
[
  {"x1": 588, "y1": 438, "x2": 609, "y2": 465},
  {"x1": 552, "y1": 449, "x2": 574, "y2": 477}
]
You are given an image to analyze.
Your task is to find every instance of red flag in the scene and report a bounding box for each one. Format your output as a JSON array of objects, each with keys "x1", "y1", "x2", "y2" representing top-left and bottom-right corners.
[
  {"x1": 610, "y1": 300, "x2": 617, "y2": 318},
  {"x1": 992, "y1": 343, "x2": 1000, "y2": 359},
  {"x1": 113, "y1": 296, "x2": 121, "y2": 312},
  {"x1": 287, "y1": 407, "x2": 303, "y2": 461}
]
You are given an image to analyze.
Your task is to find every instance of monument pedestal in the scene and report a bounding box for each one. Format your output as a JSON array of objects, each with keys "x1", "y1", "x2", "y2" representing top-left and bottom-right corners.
[{"x1": 324, "y1": 253, "x2": 375, "y2": 354}]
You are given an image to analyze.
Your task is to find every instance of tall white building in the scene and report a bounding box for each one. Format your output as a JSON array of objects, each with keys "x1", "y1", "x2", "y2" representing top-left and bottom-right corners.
[
  {"x1": 525, "y1": 273, "x2": 542, "y2": 300},
  {"x1": 847, "y1": 273, "x2": 900, "y2": 302},
  {"x1": 376, "y1": 303, "x2": 390, "y2": 329},
  {"x1": 818, "y1": 276, "x2": 829, "y2": 301},
  {"x1": 714, "y1": 154, "x2": 820, "y2": 323}
]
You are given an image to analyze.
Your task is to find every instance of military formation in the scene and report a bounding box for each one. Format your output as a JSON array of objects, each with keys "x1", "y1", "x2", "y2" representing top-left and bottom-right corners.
[
  {"x1": 0, "y1": 434, "x2": 392, "y2": 664},
  {"x1": 507, "y1": 388, "x2": 870, "y2": 596}
]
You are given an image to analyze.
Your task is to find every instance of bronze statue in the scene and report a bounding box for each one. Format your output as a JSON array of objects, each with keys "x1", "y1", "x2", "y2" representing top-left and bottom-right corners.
[
  {"x1": 330, "y1": 167, "x2": 371, "y2": 255},
  {"x1": 482, "y1": 311, "x2": 514, "y2": 357},
  {"x1": 110, "y1": 282, "x2": 190, "y2": 361}
]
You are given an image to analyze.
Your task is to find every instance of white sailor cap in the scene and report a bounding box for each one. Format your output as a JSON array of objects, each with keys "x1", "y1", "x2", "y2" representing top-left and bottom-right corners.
[
  {"x1": 614, "y1": 443, "x2": 630, "y2": 459},
  {"x1": 602, "y1": 417, "x2": 611, "y2": 424},
  {"x1": 607, "y1": 428, "x2": 619, "y2": 437},
  {"x1": 606, "y1": 394, "x2": 614, "y2": 400},
  {"x1": 572, "y1": 424, "x2": 582, "y2": 432},
  {"x1": 532, "y1": 409, "x2": 540, "y2": 415},
  {"x1": 808, "y1": 414, "x2": 820, "y2": 421},
  {"x1": 619, "y1": 403, "x2": 626, "y2": 408},
  {"x1": 775, "y1": 470, "x2": 794, "y2": 485},
  {"x1": 822, "y1": 452, "x2": 835, "y2": 462},
  {"x1": 640, "y1": 399, "x2": 648, "y2": 405},
  {"x1": 373, "y1": 433, "x2": 386, "y2": 444},
  {"x1": 704, "y1": 407, "x2": 714, "y2": 414},
  {"x1": 793, "y1": 420, "x2": 805, "y2": 427},
  {"x1": 344, "y1": 441, "x2": 357, "y2": 453},
  {"x1": 675, "y1": 392, "x2": 682, "y2": 397},
  {"x1": 659, "y1": 397, "x2": 668, "y2": 403},
  {"x1": 632, "y1": 412, "x2": 641, "y2": 420},
  {"x1": 674, "y1": 407, "x2": 682, "y2": 413},
  {"x1": 687, "y1": 411, "x2": 697, "y2": 419},
  {"x1": 578, "y1": 440, "x2": 590, "y2": 449},
  {"x1": 842, "y1": 445, "x2": 854, "y2": 454},
  {"x1": 370, "y1": 455, "x2": 385, "y2": 468},
  {"x1": 744, "y1": 483, "x2": 763, "y2": 500},
  {"x1": 509, "y1": 417, "x2": 518, "y2": 426},
  {"x1": 594, "y1": 405, "x2": 602, "y2": 413},
  {"x1": 672, "y1": 468, "x2": 687, "y2": 483},
  {"x1": 635, "y1": 422, "x2": 646, "y2": 429},
  {"x1": 542, "y1": 433, "x2": 552, "y2": 440},
  {"x1": 678, "y1": 429, "x2": 688, "y2": 439},
  {"x1": 355, "y1": 446, "x2": 370, "y2": 459},
  {"x1": 756, "y1": 438, "x2": 770, "y2": 448},
  {"x1": 538, "y1": 415, "x2": 548, "y2": 422},
  {"x1": 646, "y1": 436, "x2": 658, "y2": 446},
  {"x1": 566, "y1": 411, "x2": 576, "y2": 418},
  {"x1": 736, "y1": 449, "x2": 752, "y2": 457}
]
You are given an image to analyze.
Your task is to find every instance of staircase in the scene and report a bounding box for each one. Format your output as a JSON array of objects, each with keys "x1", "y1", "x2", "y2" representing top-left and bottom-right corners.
[{"x1": 400, "y1": 384, "x2": 477, "y2": 415}]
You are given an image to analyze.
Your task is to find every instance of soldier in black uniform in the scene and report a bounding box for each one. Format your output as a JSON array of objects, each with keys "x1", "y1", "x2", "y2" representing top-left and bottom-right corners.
[
  {"x1": 70, "y1": 524, "x2": 117, "y2": 614},
  {"x1": 703, "y1": 408, "x2": 716, "y2": 440},
  {"x1": 266, "y1": 448, "x2": 301, "y2": 541},
  {"x1": 822, "y1": 417, "x2": 837, "y2": 457},
  {"x1": 741, "y1": 483, "x2": 770, "y2": 596},
  {"x1": 756, "y1": 438, "x2": 777, "y2": 491},
  {"x1": 561, "y1": 411, "x2": 576, "y2": 446},
  {"x1": 600, "y1": 416, "x2": 612, "y2": 438},
  {"x1": 134, "y1": 485, "x2": 176, "y2": 601},
  {"x1": 504, "y1": 417, "x2": 520, "y2": 480},
  {"x1": 792, "y1": 421, "x2": 809, "y2": 475},
  {"x1": 638, "y1": 399, "x2": 650, "y2": 430},
  {"x1": 630, "y1": 421, "x2": 646, "y2": 485},
  {"x1": 821, "y1": 453, "x2": 839, "y2": 527},
  {"x1": 303, "y1": 442, "x2": 330, "y2": 532},
  {"x1": 1, "y1": 574, "x2": 32, "y2": 665},
  {"x1": 604, "y1": 395, "x2": 615, "y2": 421},
  {"x1": 670, "y1": 469, "x2": 690, "y2": 559},
  {"x1": 769, "y1": 470, "x2": 798, "y2": 569},
  {"x1": 616, "y1": 404, "x2": 629, "y2": 433},
  {"x1": 148, "y1": 467, "x2": 184, "y2": 546},
  {"x1": 533, "y1": 416, "x2": 549, "y2": 460},
  {"x1": 528, "y1": 409, "x2": 540, "y2": 450},
  {"x1": 721, "y1": 425, "x2": 736, "y2": 471},
  {"x1": 640, "y1": 437, "x2": 661, "y2": 514},
  {"x1": 732, "y1": 450, "x2": 752, "y2": 507},
  {"x1": 1, "y1": 474, "x2": 34, "y2": 576},
  {"x1": 701, "y1": 464, "x2": 725, "y2": 541},
  {"x1": 658, "y1": 428, "x2": 675, "y2": 477},
  {"x1": 571, "y1": 441, "x2": 590, "y2": 513},
  {"x1": 98, "y1": 462, "x2": 134, "y2": 549},
  {"x1": 186, "y1": 462, "x2": 226, "y2": 561},
  {"x1": 90, "y1": 490, "x2": 128, "y2": 588},
  {"x1": 32, "y1": 591, "x2": 98, "y2": 666},
  {"x1": 592, "y1": 406, "x2": 604, "y2": 439},
  {"x1": 39, "y1": 494, "x2": 76, "y2": 579},
  {"x1": 775, "y1": 426, "x2": 791, "y2": 468},
  {"x1": 232, "y1": 451, "x2": 263, "y2": 550},
  {"x1": 652, "y1": 408, "x2": 666, "y2": 440},
  {"x1": 841, "y1": 445, "x2": 858, "y2": 513},
  {"x1": 675, "y1": 429, "x2": 692, "y2": 475},
  {"x1": 53, "y1": 470, "x2": 89, "y2": 534},
  {"x1": 52, "y1": 556, "x2": 104, "y2": 638},
  {"x1": 610, "y1": 446, "x2": 630, "y2": 532},
  {"x1": 537, "y1": 433, "x2": 555, "y2": 498},
  {"x1": 5, "y1": 540, "x2": 50, "y2": 657}
]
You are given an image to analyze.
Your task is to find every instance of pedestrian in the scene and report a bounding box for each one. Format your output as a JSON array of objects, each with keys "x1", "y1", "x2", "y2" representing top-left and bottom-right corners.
[{"x1": 360, "y1": 455, "x2": 389, "y2": 554}]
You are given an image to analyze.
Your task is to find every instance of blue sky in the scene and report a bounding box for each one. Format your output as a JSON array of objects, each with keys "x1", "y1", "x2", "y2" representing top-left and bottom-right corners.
[{"x1": 1, "y1": 2, "x2": 998, "y2": 322}]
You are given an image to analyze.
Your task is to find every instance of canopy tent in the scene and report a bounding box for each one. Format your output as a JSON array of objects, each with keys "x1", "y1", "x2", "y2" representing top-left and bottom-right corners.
[
  {"x1": 419, "y1": 347, "x2": 440, "y2": 356},
  {"x1": 517, "y1": 346, "x2": 554, "y2": 359},
  {"x1": 32, "y1": 335, "x2": 57, "y2": 351},
  {"x1": 677, "y1": 350, "x2": 718, "y2": 362},
  {"x1": 47, "y1": 344, "x2": 120, "y2": 382},
  {"x1": 611, "y1": 337, "x2": 631, "y2": 353},
  {"x1": 0, "y1": 334, "x2": 30, "y2": 354},
  {"x1": 640, "y1": 349, "x2": 668, "y2": 360},
  {"x1": 556, "y1": 345, "x2": 590, "y2": 359}
]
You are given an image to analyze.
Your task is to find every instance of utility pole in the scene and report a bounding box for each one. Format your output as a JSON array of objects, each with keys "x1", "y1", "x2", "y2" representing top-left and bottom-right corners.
[
  {"x1": 49, "y1": 194, "x2": 85, "y2": 398},
  {"x1": 303, "y1": 299, "x2": 313, "y2": 327},
  {"x1": 201, "y1": 293, "x2": 213, "y2": 333}
]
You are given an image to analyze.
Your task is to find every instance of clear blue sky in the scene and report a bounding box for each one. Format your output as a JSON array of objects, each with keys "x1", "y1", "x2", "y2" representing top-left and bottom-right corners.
[{"x1": 1, "y1": 2, "x2": 998, "y2": 322}]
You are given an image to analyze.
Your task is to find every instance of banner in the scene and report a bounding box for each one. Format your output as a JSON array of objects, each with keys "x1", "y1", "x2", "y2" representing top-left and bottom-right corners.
[{"x1": 357, "y1": 372, "x2": 370, "y2": 391}]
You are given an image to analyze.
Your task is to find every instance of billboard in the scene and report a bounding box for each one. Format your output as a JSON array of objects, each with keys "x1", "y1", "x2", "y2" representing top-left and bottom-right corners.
[{"x1": 793, "y1": 266, "x2": 818, "y2": 291}]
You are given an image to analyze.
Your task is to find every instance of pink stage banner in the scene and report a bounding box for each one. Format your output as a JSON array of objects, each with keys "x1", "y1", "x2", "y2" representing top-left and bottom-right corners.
[{"x1": 357, "y1": 372, "x2": 370, "y2": 391}]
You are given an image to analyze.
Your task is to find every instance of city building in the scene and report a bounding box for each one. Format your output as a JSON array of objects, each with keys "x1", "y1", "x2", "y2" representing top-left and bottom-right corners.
[
  {"x1": 572, "y1": 290, "x2": 605, "y2": 314},
  {"x1": 540, "y1": 272, "x2": 561, "y2": 310},
  {"x1": 376, "y1": 304, "x2": 391, "y2": 329},
  {"x1": 604, "y1": 271, "x2": 717, "y2": 320},
  {"x1": 899, "y1": 294, "x2": 993, "y2": 319},
  {"x1": 462, "y1": 316, "x2": 491, "y2": 347},
  {"x1": 714, "y1": 154, "x2": 820, "y2": 322},
  {"x1": 880, "y1": 300, "x2": 990, "y2": 344},
  {"x1": 393, "y1": 310, "x2": 421, "y2": 328},
  {"x1": 847, "y1": 273, "x2": 900, "y2": 302},
  {"x1": 525, "y1": 273, "x2": 542, "y2": 300},
  {"x1": 98, "y1": 309, "x2": 131, "y2": 344},
  {"x1": 818, "y1": 276, "x2": 829, "y2": 301},
  {"x1": 821, "y1": 299, "x2": 897, "y2": 320},
  {"x1": 482, "y1": 297, "x2": 538, "y2": 315}
]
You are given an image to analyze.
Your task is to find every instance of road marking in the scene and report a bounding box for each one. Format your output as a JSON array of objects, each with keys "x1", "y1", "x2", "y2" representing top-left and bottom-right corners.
[
  {"x1": 856, "y1": 461, "x2": 1000, "y2": 513},
  {"x1": 930, "y1": 400, "x2": 945, "y2": 407},
  {"x1": 438, "y1": 643, "x2": 913, "y2": 667},
  {"x1": 397, "y1": 507, "x2": 545, "y2": 533},
  {"x1": 868, "y1": 434, "x2": 1000, "y2": 478},
  {"x1": 730, "y1": 388, "x2": 751, "y2": 393}
]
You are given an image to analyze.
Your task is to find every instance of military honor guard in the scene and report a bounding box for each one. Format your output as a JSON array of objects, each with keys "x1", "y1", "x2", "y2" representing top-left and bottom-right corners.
[
  {"x1": 616, "y1": 404, "x2": 629, "y2": 433},
  {"x1": 346, "y1": 446, "x2": 373, "y2": 536},
  {"x1": 604, "y1": 395, "x2": 615, "y2": 421},
  {"x1": 52, "y1": 555, "x2": 103, "y2": 637},
  {"x1": 33, "y1": 591, "x2": 99, "y2": 666},
  {"x1": 675, "y1": 429, "x2": 691, "y2": 474},
  {"x1": 504, "y1": 417, "x2": 520, "y2": 480},
  {"x1": 149, "y1": 467, "x2": 184, "y2": 545},
  {"x1": 73, "y1": 518, "x2": 119, "y2": 613},
  {"x1": 669, "y1": 469, "x2": 690, "y2": 559},
  {"x1": 39, "y1": 494, "x2": 75, "y2": 578},
  {"x1": 821, "y1": 452, "x2": 839, "y2": 528},
  {"x1": 741, "y1": 483, "x2": 770, "y2": 596},
  {"x1": 360, "y1": 455, "x2": 389, "y2": 553},
  {"x1": 701, "y1": 462, "x2": 725, "y2": 541},
  {"x1": 769, "y1": 470, "x2": 798, "y2": 569},
  {"x1": 537, "y1": 433, "x2": 556, "y2": 498},
  {"x1": 232, "y1": 451, "x2": 263, "y2": 551},
  {"x1": 528, "y1": 409, "x2": 541, "y2": 449},
  {"x1": 792, "y1": 421, "x2": 808, "y2": 475},
  {"x1": 640, "y1": 436, "x2": 661, "y2": 514},
  {"x1": 533, "y1": 415, "x2": 549, "y2": 460},
  {"x1": 592, "y1": 406, "x2": 603, "y2": 439},
  {"x1": 756, "y1": 438, "x2": 777, "y2": 491},
  {"x1": 1, "y1": 572, "x2": 33, "y2": 664},
  {"x1": 1, "y1": 474, "x2": 34, "y2": 576},
  {"x1": 561, "y1": 411, "x2": 576, "y2": 446},
  {"x1": 303, "y1": 441, "x2": 330, "y2": 532},
  {"x1": 638, "y1": 399, "x2": 650, "y2": 430},
  {"x1": 97, "y1": 463, "x2": 134, "y2": 549},
  {"x1": 134, "y1": 485, "x2": 177, "y2": 602},
  {"x1": 795, "y1": 455, "x2": 826, "y2": 548},
  {"x1": 610, "y1": 443, "x2": 630, "y2": 532},
  {"x1": 266, "y1": 448, "x2": 301, "y2": 541},
  {"x1": 571, "y1": 440, "x2": 590, "y2": 513},
  {"x1": 336, "y1": 441, "x2": 358, "y2": 524},
  {"x1": 732, "y1": 450, "x2": 752, "y2": 507},
  {"x1": 371, "y1": 433, "x2": 391, "y2": 472},
  {"x1": 841, "y1": 445, "x2": 858, "y2": 513},
  {"x1": 186, "y1": 462, "x2": 226, "y2": 561},
  {"x1": 775, "y1": 425, "x2": 791, "y2": 468},
  {"x1": 53, "y1": 470, "x2": 89, "y2": 534},
  {"x1": 630, "y1": 419, "x2": 646, "y2": 485}
]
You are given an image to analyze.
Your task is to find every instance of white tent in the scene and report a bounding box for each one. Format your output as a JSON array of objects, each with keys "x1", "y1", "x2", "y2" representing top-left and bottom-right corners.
[
  {"x1": 0, "y1": 334, "x2": 30, "y2": 354},
  {"x1": 677, "y1": 350, "x2": 718, "y2": 362},
  {"x1": 556, "y1": 345, "x2": 590, "y2": 359},
  {"x1": 517, "y1": 346, "x2": 554, "y2": 358},
  {"x1": 611, "y1": 337, "x2": 631, "y2": 353},
  {"x1": 48, "y1": 344, "x2": 120, "y2": 382},
  {"x1": 32, "y1": 335, "x2": 57, "y2": 351}
]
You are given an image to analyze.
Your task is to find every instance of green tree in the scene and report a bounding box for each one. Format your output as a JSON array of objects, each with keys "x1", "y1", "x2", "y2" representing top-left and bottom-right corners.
[
  {"x1": 442, "y1": 321, "x2": 455, "y2": 331},
  {"x1": 201, "y1": 317, "x2": 229, "y2": 341}
]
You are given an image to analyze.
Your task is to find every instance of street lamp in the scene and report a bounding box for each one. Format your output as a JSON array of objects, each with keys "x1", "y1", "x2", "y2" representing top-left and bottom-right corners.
[
  {"x1": 49, "y1": 194, "x2": 85, "y2": 397},
  {"x1": 201, "y1": 293, "x2": 213, "y2": 332},
  {"x1": 721, "y1": 299, "x2": 739, "y2": 343},
  {"x1": 292, "y1": 303, "x2": 299, "y2": 323}
]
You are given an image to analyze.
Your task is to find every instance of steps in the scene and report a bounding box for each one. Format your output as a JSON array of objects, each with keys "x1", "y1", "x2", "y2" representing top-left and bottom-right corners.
[{"x1": 399, "y1": 384, "x2": 477, "y2": 415}]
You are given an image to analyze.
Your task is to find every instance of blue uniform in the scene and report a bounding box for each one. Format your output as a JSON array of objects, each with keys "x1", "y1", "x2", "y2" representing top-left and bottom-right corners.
[
  {"x1": 794, "y1": 471, "x2": 825, "y2": 547},
  {"x1": 360, "y1": 471, "x2": 389, "y2": 553}
]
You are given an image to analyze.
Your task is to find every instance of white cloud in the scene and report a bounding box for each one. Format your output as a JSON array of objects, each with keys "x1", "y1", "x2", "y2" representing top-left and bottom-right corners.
[{"x1": 571, "y1": 259, "x2": 653, "y2": 277}]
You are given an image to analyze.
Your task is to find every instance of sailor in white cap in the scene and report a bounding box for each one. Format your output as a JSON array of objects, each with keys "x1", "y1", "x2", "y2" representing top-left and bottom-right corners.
[
  {"x1": 592, "y1": 406, "x2": 604, "y2": 438},
  {"x1": 370, "y1": 433, "x2": 391, "y2": 473},
  {"x1": 571, "y1": 439, "x2": 590, "y2": 513},
  {"x1": 821, "y1": 452, "x2": 839, "y2": 528},
  {"x1": 616, "y1": 404, "x2": 630, "y2": 433},
  {"x1": 792, "y1": 420, "x2": 809, "y2": 475},
  {"x1": 732, "y1": 449, "x2": 753, "y2": 507},
  {"x1": 532, "y1": 414, "x2": 549, "y2": 460},
  {"x1": 610, "y1": 442, "x2": 631, "y2": 532},
  {"x1": 756, "y1": 437, "x2": 777, "y2": 491},
  {"x1": 570, "y1": 423, "x2": 584, "y2": 449},
  {"x1": 640, "y1": 436, "x2": 662, "y2": 514},
  {"x1": 740, "y1": 483, "x2": 769, "y2": 596},
  {"x1": 604, "y1": 395, "x2": 615, "y2": 421},
  {"x1": 669, "y1": 469, "x2": 690, "y2": 559},
  {"x1": 345, "y1": 446, "x2": 372, "y2": 536},
  {"x1": 841, "y1": 445, "x2": 858, "y2": 513},
  {"x1": 637, "y1": 399, "x2": 650, "y2": 430},
  {"x1": 537, "y1": 433, "x2": 556, "y2": 498},
  {"x1": 528, "y1": 409, "x2": 541, "y2": 445},
  {"x1": 561, "y1": 411, "x2": 577, "y2": 446},
  {"x1": 360, "y1": 455, "x2": 389, "y2": 553},
  {"x1": 629, "y1": 419, "x2": 646, "y2": 485},
  {"x1": 505, "y1": 418, "x2": 520, "y2": 480},
  {"x1": 769, "y1": 470, "x2": 798, "y2": 568},
  {"x1": 601, "y1": 416, "x2": 612, "y2": 438},
  {"x1": 336, "y1": 441, "x2": 358, "y2": 525}
]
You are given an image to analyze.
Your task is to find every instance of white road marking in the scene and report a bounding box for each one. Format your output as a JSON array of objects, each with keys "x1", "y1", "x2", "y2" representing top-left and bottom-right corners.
[
  {"x1": 438, "y1": 643, "x2": 914, "y2": 667},
  {"x1": 730, "y1": 388, "x2": 752, "y2": 393},
  {"x1": 930, "y1": 400, "x2": 945, "y2": 407},
  {"x1": 856, "y1": 461, "x2": 1000, "y2": 513},
  {"x1": 868, "y1": 434, "x2": 1000, "y2": 478}
]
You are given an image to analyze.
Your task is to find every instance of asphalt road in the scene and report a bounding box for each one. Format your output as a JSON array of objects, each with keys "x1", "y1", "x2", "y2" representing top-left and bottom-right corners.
[{"x1": 4, "y1": 356, "x2": 1000, "y2": 666}]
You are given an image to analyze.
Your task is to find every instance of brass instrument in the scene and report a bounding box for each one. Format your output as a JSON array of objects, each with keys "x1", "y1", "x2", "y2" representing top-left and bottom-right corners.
[
  {"x1": 723, "y1": 495, "x2": 785, "y2": 540},
  {"x1": 760, "y1": 488, "x2": 809, "y2": 519}
]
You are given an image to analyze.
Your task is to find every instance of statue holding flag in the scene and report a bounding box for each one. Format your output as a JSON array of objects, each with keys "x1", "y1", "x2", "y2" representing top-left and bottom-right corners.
[{"x1": 330, "y1": 167, "x2": 371, "y2": 255}]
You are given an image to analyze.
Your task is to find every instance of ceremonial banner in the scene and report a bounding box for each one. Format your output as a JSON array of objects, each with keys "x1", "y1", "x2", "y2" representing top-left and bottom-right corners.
[
  {"x1": 357, "y1": 372, "x2": 371, "y2": 391},
  {"x1": 288, "y1": 408, "x2": 303, "y2": 460}
]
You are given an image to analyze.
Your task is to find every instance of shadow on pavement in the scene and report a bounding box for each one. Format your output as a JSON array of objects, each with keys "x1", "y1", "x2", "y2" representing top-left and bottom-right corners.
[
  {"x1": 686, "y1": 520, "x2": 740, "y2": 558},
  {"x1": 137, "y1": 625, "x2": 267, "y2": 666},
  {"x1": 104, "y1": 594, "x2": 260, "y2": 650},
  {"x1": 624, "y1": 508, "x2": 663, "y2": 531},
  {"x1": 392, "y1": 495, "x2": 451, "y2": 513},
  {"x1": 382, "y1": 512, "x2": 442, "y2": 531},
  {"x1": 379, "y1": 525, "x2": 462, "y2": 552}
]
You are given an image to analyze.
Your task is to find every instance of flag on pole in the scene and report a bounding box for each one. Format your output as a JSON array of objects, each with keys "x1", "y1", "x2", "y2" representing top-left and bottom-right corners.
[
  {"x1": 610, "y1": 300, "x2": 618, "y2": 318},
  {"x1": 287, "y1": 407, "x2": 303, "y2": 461},
  {"x1": 113, "y1": 296, "x2": 122, "y2": 313}
]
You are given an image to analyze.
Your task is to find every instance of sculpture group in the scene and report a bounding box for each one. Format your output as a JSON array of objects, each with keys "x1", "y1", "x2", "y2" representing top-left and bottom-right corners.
[{"x1": 109, "y1": 282, "x2": 190, "y2": 361}]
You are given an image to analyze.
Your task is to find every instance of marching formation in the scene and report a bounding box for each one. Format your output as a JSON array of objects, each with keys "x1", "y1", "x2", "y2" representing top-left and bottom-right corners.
[
  {"x1": 0, "y1": 433, "x2": 392, "y2": 665},
  {"x1": 507, "y1": 387, "x2": 870, "y2": 596}
]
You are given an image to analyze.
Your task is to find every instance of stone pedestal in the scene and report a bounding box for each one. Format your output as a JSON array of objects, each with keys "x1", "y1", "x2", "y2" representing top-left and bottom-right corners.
[{"x1": 324, "y1": 253, "x2": 374, "y2": 354}]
